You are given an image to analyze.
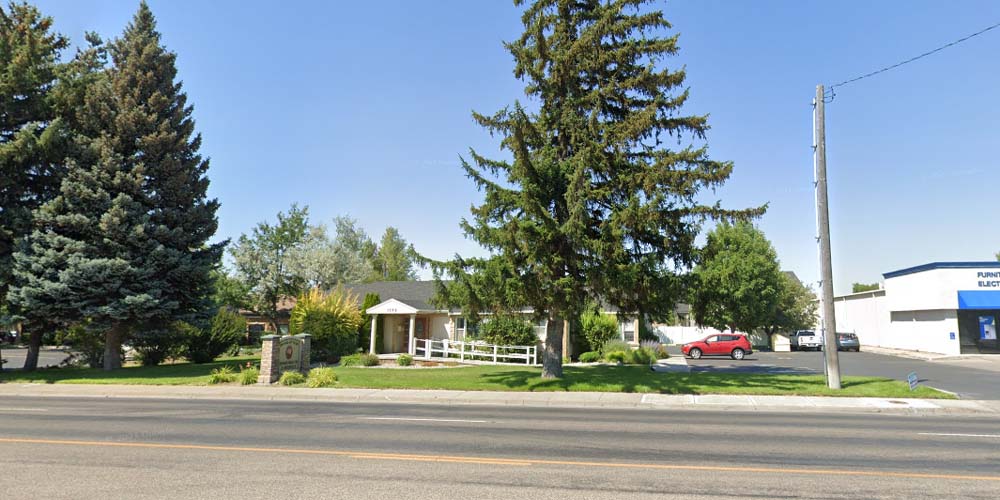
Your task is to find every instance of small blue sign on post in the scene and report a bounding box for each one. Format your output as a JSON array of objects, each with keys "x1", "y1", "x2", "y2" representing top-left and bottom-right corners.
[{"x1": 907, "y1": 371, "x2": 918, "y2": 391}]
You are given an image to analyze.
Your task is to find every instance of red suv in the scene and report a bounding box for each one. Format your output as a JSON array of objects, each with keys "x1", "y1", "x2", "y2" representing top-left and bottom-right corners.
[{"x1": 682, "y1": 334, "x2": 753, "y2": 360}]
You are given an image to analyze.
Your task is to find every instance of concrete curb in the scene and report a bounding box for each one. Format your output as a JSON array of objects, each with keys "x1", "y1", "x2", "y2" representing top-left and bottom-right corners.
[{"x1": 1, "y1": 383, "x2": 997, "y2": 415}]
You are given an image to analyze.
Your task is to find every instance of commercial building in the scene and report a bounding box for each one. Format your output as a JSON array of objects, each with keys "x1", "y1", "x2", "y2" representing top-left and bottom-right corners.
[{"x1": 834, "y1": 262, "x2": 1000, "y2": 355}]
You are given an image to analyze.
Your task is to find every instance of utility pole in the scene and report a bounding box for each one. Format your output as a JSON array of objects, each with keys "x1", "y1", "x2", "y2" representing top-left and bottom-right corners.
[{"x1": 813, "y1": 84, "x2": 841, "y2": 389}]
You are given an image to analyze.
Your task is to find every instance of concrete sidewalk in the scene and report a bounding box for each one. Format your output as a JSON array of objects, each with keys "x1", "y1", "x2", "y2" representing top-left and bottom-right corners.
[
  {"x1": 2, "y1": 382, "x2": 997, "y2": 415},
  {"x1": 860, "y1": 344, "x2": 1000, "y2": 362}
]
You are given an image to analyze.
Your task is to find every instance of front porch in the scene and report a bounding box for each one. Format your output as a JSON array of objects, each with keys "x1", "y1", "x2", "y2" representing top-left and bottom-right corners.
[{"x1": 366, "y1": 298, "x2": 454, "y2": 355}]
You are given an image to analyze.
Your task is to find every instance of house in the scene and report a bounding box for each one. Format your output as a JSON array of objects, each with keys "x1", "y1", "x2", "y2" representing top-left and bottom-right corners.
[
  {"x1": 343, "y1": 281, "x2": 645, "y2": 357},
  {"x1": 239, "y1": 296, "x2": 296, "y2": 342}
]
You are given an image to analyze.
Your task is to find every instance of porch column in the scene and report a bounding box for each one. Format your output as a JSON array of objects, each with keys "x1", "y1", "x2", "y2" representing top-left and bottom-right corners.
[
  {"x1": 369, "y1": 314, "x2": 378, "y2": 354},
  {"x1": 408, "y1": 314, "x2": 417, "y2": 355}
]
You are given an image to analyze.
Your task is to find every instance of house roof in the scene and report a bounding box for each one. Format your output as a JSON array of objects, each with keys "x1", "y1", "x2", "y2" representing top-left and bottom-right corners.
[{"x1": 344, "y1": 281, "x2": 445, "y2": 312}]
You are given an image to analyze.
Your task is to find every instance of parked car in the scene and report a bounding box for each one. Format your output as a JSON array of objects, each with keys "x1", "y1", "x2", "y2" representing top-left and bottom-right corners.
[
  {"x1": 837, "y1": 333, "x2": 860, "y2": 352},
  {"x1": 790, "y1": 330, "x2": 823, "y2": 351},
  {"x1": 682, "y1": 334, "x2": 753, "y2": 360}
]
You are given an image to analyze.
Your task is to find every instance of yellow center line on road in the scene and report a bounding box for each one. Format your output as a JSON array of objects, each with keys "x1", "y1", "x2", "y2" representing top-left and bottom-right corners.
[{"x1": 1, "y1": 437, "x2": 998, "y2": 482}]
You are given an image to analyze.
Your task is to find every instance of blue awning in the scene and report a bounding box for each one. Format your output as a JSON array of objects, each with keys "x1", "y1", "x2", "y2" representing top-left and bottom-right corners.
[{"x1": 957, "y1": 291, "x2": 1000, "y2": 309}]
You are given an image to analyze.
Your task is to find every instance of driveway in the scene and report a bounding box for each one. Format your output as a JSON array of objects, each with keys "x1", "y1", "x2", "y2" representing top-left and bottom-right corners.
[
  {"x1": 0, "y1": 347, "x2": 70, "y2": 371},
  {"x1": 669, "y1": 347, "x2": 1000, "y2": 400}
]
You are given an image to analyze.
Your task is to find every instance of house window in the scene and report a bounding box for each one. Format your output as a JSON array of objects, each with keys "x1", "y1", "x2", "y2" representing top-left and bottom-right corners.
[
  {"x1": 454, "y1": 317, "x2": 466, "y2": 340},
  {"x1": 620, "y1": 319, "x2": 636, "y2": 343},
  {"x1": 533, "y1": 318, "x2": 548, "y2": 340}
]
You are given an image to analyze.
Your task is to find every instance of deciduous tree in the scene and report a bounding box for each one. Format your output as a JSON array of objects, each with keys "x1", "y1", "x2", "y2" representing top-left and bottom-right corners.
[
  {"x1": 373, "y1": 227, "x2": 417, "y2": 281},
  {"x1": 230, "y1": 204, "x2": 310, "y2": 333},
  {"x1": 690, "y1": 222, "x2": 783, "y2": 334}
]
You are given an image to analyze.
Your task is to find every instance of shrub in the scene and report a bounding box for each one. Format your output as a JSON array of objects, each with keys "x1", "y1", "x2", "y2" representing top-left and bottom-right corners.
[
  {"x1": 629, "y1": 347, "x2": 656, "y2": 365},
  {"x1": 480, "y1": 315, "x2": 537, "y2": 346},
  {"x1": 239, "y1": 365, "x2": 259, "y2": 385},
  {"x1": 397, "y1": 354, "x2": 413, "y2": 366},
  {"x1": 600, "y1": 339, "x2": 632, "y2": 358},
  {"x1": 208, "y1": 365, "x2": 237, "y2": 384},
  {"x1": 185, "y1": 308, "x2": 247, "y2": 364},
  {"x1": 578, "y1": 351, "x2": 601, "y2": 363},
  {"x1": 307, "y1": 367, "x2": 337, "y2": 388},
  {"x1": 55, "y1": 323, "x2": 104, "y2": 368},
  {"x1": 361, "y1": 352, "x2": 380, "y2": 366},
  {"x1": 279, "y1": 370, "x2": 306, "y2": 386},
  {"x1": 605, "y1": 351, "x2": 628, "y2": 364},
  {"x1": 580, "y1": 310, "x2": 620, "y2": 352},
  {"x1": 640, "y1": 339, "x2": 669, "y2": 359},
  {"x1": 132, "y1": 324, "x2": 186, "y2": 366},
  {"x1": 290, "y1": 287, "x2": 363, "y2": 363},
  {"x1": 339, "y1": 353, "x2": 363, "y2": 367}
]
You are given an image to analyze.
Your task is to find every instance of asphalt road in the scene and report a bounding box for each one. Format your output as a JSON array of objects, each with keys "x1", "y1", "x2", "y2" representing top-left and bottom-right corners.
[
  {"x1": 0, "y1": 347, "x2": 69, "y2": 370},
  {"x1": 679, "y1": 349, "x2": 1000, "y2": 400},
  {"x1": 2, "y1": 397, "x2": 999, "y2": 499}
]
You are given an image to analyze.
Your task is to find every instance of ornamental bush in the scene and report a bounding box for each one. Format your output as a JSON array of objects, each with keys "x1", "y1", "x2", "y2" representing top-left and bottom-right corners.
[
  {"x1": 629, "y1": 347, "x2": 657, "y2": 365},
  {"x1": 307, "y1": 367, "x2": 337, "y2": 388},
  {"x1": 480, "y1": 315, "x2": 537, "y2": 346},
  {"x1": 290, "y1": 287, "x2": 363, "y2": 362},
  {"x1": 581, "y1": 310, "x2": 619, "y2": 352},
  {"x1": 578, "y1": 351, "x2": 601, "y2": 363},
  {"x1": 600, "y1": 339, "x2": 632, "y2": 358},
  {"x1": 239, "y1": 365, "x2": 259, "y2": 385},
  {"x1": 279, "y1": 370, "x2": 306, "y2": 386},
  {"x1": 397, "y1": 354, "x2": 413, "y2": 366},
  {"x1": 605, "y1": 351, "x2": 628, "y2": 364},
  {"x1": 184, "y1": 308, "x2": 247, "y2": 363},
  {"x1": 208, "y1": 365, "x2": 237, "y2": 384}
]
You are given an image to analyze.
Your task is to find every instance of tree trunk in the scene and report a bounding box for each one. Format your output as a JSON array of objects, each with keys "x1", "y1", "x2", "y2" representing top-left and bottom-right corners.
[
  {"x1": 21, "y1": 330, "x2": 43, "y2": 372},
  {"x1": 103, "y1": 323, "x2": 125, "y2": 371},
  {"x1": 541, "y1": 315, "x2": 563, "y2": 378}
]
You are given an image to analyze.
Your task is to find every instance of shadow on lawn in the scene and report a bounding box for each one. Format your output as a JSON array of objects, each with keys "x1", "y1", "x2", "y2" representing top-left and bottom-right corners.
[{"x1": 477, "y1": 365, "x2": 898, "y2": 395}]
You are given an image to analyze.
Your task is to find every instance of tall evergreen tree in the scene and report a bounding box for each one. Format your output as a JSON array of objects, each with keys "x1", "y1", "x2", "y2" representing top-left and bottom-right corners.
[
  {"x1": 0, "y1": 2, "x2": 70, "y2": 370},
  {"x1": 8, "y1": 3, "x2": 222, "y2": 370},
  {"x1": 441, "y1": 0, "x2": 758, "y2": 377},
  {"x1": 0, "y1": 2, "x2": 68, "y2": 306}
]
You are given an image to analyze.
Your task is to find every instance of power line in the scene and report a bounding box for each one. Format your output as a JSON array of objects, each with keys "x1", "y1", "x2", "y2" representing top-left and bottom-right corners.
[{"x1": 825, "y1": 20, "x2": 1000, "y2": 99}]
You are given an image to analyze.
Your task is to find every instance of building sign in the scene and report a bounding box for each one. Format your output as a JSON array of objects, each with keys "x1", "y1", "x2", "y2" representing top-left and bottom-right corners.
[
  {"x1": 980, "y1": 316, "x2": 996, "y2": 341},
  {"x1": 278, "y1": 336, "x2": 302, "y2": 373},
  {"x1": 976, "y1": 271, "x2": 1000, "y2": 288}
]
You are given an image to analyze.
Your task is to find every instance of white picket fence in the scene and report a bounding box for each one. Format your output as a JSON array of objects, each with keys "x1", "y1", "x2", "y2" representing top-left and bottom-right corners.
[{"x1": 412, "y1": 338, "x2": 538, "y2": 366}]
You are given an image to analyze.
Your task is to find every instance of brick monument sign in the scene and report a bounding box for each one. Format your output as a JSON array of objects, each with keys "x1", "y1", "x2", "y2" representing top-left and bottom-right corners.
[{"x1": 258, "y1": 333, "x2": 311, "y2": 384}]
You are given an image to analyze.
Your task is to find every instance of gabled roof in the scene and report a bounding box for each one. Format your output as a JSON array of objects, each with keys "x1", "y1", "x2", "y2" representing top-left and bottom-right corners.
[{"x1": 344, "y1": 281, "x2": 446, "y2": 312}]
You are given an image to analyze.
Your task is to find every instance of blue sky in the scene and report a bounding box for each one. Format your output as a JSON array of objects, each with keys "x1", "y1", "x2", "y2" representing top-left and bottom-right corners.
[{"x1": 33, "y1": 0, "x2": 1000, "y2": 294}]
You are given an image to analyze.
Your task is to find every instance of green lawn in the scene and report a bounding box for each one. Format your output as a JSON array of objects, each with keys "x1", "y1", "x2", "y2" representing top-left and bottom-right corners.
[
  {"x1": 0, "y1": 356, "x2": 257, "y2": 385},
  {"x1": 330, "y1": 365, "x2": 955, "y2": 399},
  {"x1": 0, "y1": 360, "x2": 953, "y2": 398}
]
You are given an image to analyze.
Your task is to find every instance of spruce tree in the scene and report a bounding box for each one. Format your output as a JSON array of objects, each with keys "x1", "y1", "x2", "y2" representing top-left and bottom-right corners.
[
  {"x1": 8, "y1": 3, "x2": 222, "y2": 370},
  {"x1": 0, "y1": 2, "x2": 69, "y2": 370},
  {"x1": 445, "y1": 0, "x2": 759, "y2": 377}
]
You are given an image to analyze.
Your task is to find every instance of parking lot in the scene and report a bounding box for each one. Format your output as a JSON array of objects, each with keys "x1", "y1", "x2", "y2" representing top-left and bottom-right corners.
[{"x1": 670, "y1": 347, "x2": 1000, "y2": 400}]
